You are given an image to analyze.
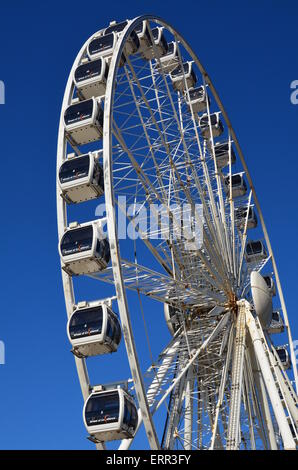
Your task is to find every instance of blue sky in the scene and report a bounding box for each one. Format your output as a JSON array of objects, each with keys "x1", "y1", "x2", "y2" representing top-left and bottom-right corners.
[{"x1": 0, "y1": 0, "x2": 297, "y2": 449}]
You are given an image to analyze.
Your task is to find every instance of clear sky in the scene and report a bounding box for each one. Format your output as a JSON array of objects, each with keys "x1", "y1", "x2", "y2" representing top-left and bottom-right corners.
[{"x1": 0, "y1": 0, "x2": 297, "y2": 449}]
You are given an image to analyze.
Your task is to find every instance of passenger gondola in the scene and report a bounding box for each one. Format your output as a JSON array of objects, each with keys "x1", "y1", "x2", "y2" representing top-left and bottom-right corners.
[
  {"x1": 235, "y1": 205, "x2": 258, "y2": 229},
  {"x1": 245, "y1": 240, "x2": 267, "y2": 263},
  {"x1": 58, "y1": 152, "x2": 104, "y2": 204},
  {"x1": 275, "y1": 346, "x2": 291, "y2": 370},
  {"x1": 158, "y1": 41, "x2": 179, "y2": 73},
  {"x1": 142, "y1": 27, "x2": 168, "y2": 60},
  {"x1": 84, "y1": 388, "x2": 138, "y2": 442},
  {"x1": 67, "y1": 300, "x2": 121, "y2": 357},
  {"x1": 88, "y1": 33, "x2": 126, "y2": 66},
  {"x1": 263, "y1": 275, "x2": 276, "y2": 296},
  {"x1": 224, "y1": 173, "x2": 247, "y2": 198},
  {"x1": 199, "y1": 112, "x2": 224, "y2": 139},
  {"x1": 267, "y1": 311, "x2": 284, "y2": 334},
  {"x1": 64, "y1": 97, "x2": 103, "y2": 146},
  {"x1": 104, "y1": 19, "x2": 129, "y2": 34},
  {"x1": 104, "y1": 20, "x2": 139, "y2": 56},
  {"x1": 59, "y1": 220, "x2": 110, "y2": 275},
  {"x1": 210, "y1": 141, "x2": 236, "y2": 168},
  {"x1": 170, "y1": 61, "x2": 197, "y2": 92},
  {"x1": 74, "y1": 58, "x2": 109, "y2": 100},
  {"x1": 134, "y1": 20, "x2": 152, "y2": 51},
  {"x1": 185, "y1": 85, "x2": 210, "y2": 114}
]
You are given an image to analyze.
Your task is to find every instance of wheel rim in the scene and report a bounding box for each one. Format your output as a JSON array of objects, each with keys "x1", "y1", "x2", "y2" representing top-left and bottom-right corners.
[{"x1": 57, "y1": 15, "x2": 298, "y2": 450}]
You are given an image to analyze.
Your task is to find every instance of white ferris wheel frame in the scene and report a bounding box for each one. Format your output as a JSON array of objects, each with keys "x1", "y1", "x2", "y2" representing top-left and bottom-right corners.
[{"x1": 57, "y1": 15, "x2": 298, "y2": 450}]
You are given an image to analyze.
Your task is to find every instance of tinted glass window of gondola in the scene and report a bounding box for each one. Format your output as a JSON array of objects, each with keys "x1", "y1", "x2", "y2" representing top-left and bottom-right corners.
[
  {"x1": 277, "y1": 349, "x2": 287, "y2": 362},
  {"x1": 114, "y1": 323, "x2": 121, "y2": 344},
  {"x1": 272, "y1": 311, "x2": 280, "y2": 322},
  {"x1": 69, "y1": 306, "x2": 103, "y2": 339},
  {"x1": 200, "y1": 113, "x2": 218, "y2": 127},
  {"x1": 89, "y1": 34, "x2": 114, "y2": 55},
  {"x1": 214, "y1": 143, "x2": 229, "y2": 154},
  {"x1": 105, "y1": 21, "x2": 128, "y2": 34},
  {"x1": 171, "y1": 62, "x2": 190, "y2": 77},
  {"x1": 263, "y1": 276, "x2": 271, "y2": 289},
  {"x1": 85, "y1": 392, "x2": 120, "y2": 426},
  {"x1": 151, "y1": 28, "x2": 160, "y2": 41},
  {"x1": 131, "y1": 401, "x2": 138, "y2": 428},
  {"x1": 189, "y1": 86, "x2": 204, "y2": 100},
  {"x1": 214, "y1": 142, "x2": 236, "y2": 161},
  {"x1": 161, "y1": 35, "x2": 168, "y2": 52},
  {"x1": 166, "y1": 42, "x2": 175, "y2": 56},
  {"x1": 107, "y1": 308, "x2": 121, "y2": 343},
  {"x1": 96, "y1": 238, "x2": 111, "y2": 263},
  {"x1": 61, "y1": 226, "x2": 93, "y2": 256},
  {"x1": 246, "y1": 241, "x2": 262, "y2": 255},
  {"x1": 106, "y1": 316, "x2": 115, "y2": 340},
  {"x1": 134, "y1": 23, "x2": 143, "y2": 34},
  {"x1": 59, "y1": 155, "x2": 90, "y2": 184},
  {"x1": 135, "y1": 23, "x2": 151, "y2": 42},
  {"x1": 123, "y1": 398, "x2": 138, "y2": 429},
  {"x1": 151, "y1": 28, "x2": 168, "y2": 52},
  {"x1": 64, "y1": 100, "x2": 93, "y2": 126},
  {"x1": 236, "y1": 206, "x2": 252, "y2": 219},
  {"x1": 75, "y1": 59, "x2": 102, "y2": 83},
  {"x1": 231, "y1": 174, "x2": 242, "y2": 186}
]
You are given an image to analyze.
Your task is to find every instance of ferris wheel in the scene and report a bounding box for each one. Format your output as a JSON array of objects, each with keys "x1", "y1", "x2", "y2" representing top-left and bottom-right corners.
[{"x1": 56, "y1": 15, "x2": 298, "y2": 450}]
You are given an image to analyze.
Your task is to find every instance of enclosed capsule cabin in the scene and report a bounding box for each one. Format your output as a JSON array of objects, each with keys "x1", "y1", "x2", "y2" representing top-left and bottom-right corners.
[
  {"x1": 104, "y1": 20, "x2": 139, "y2": 56},
  {"x1": 158, "y1": 41, "x2": 179, "y2": 73},
  {"x1": 170, "y1": 61, "x2": 197, "y2": 92},
  {"x1": 185, "y1": 85, "x2": 210, "y2": 114},
  {"x1": 104, "y1": 19, "x2": 129, "y2": 35},
  {"x1": 235, "y1": 206, "x2": 258, "y2": 229},
  {"x1": 141, "y1": 27, "x2": 168, "y2": 60},
  {"x1": 211, "y1": 141, "x2": 236, "y2": 168},
  {"x1": 245, "y1": 240, "x2": 267, "y2": 263},
  {"x1": 67, "y1": 300, "x2": 121, "y2": 357},
  {"x1": 58, "y1": 152, "x2": 104, "y2": 204},
  {"x1": 88, "y1": 33, "x2": 126, "y2": 66},
  {"x1": 64, "y1": 98, "x2": 103, "y2": 146},
  {"x1": 267, "y1": 311, "x2": 284, "y2": 334},
  {"x1": 59, "y1": 220, "x2": 110, "y2": 275},
  {"x1": 224, "y1": 173, "x2": 247, "y2": 198},
  {"x1": 275, "y1": 346, "x2": 291, "y2": 370},
  {"x1": 199, "y1": 112, "x2": 224, "y2": 139},
  {"x1": 74, "y1": 58, "x2": 109, "y2": 100},
  {"x1": 134, "y1": 20, "x2": 152, "y2": 51},
  {"x1": 263, "y1": 274, "x2": 276, "y2": 296},
  {"x1": 84, "y1": 388, "x2": 138, "y2": 442}
]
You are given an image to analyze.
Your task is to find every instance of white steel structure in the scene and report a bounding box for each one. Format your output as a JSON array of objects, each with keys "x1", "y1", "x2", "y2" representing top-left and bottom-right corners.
[{"x1": 57, "y1": 15, "x2": 298, "y2": 450}]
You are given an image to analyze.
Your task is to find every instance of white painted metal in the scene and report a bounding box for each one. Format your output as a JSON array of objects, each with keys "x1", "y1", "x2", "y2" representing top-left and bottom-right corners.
[
  {"x1": 248, "y1": 342, "x2": 278, "y2": 449},
  {"x1": 226, "y1": 301, "x2": 247, "y2": 449},
  {"x1": 246, "y1": 309, "x2": 296, "y2": 449},
  {"x1": 57, "y1": 14, "x2": 298, "y2": 450},
  {"x1": 184, "y1": 367, "x2": 194, "y2": 449},
  {"x1": 119, "y1": 338, "x2": 181, "y2": 450}
]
